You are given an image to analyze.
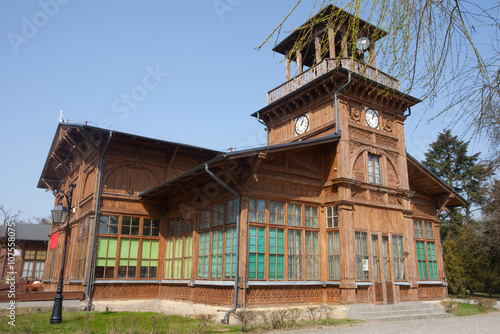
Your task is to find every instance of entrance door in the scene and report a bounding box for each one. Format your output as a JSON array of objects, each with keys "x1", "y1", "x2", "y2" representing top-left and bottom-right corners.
[
  {"x1": 382, "y1": 236, "x2": 394, "y2": 304},
  {"x1": 372, "y1": 235, "x2": 384, "y2": 303}
]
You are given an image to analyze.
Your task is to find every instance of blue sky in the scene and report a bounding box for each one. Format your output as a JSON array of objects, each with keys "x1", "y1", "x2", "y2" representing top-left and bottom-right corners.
[{"x1": 0, "y1": 1, "x2": 490, "y2": 221}]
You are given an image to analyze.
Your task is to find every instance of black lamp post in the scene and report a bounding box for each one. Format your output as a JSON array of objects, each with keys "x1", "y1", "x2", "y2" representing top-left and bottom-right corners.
[{"x1": 49, "y1": 184, "x2": 74, "y2": 324}]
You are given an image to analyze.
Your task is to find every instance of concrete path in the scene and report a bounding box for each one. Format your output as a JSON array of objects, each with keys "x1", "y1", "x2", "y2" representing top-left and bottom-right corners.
[{"x1": 277, "y1": 312, "x2": 500, "y2": 334}]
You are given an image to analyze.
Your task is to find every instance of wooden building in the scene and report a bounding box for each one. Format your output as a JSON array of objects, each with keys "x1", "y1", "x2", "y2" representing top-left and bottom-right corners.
[{"x1": 38, "y1": 6, "x2": 466, "y2": 312}]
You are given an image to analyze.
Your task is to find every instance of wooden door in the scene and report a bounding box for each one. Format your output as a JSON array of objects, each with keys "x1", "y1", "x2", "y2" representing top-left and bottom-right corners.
[
  {"x1": 372, "y1": 234, "x2": 384, "y2": 303},
  {"x1": 382, "y1": 236, "x2": 394, "y2": 304}
]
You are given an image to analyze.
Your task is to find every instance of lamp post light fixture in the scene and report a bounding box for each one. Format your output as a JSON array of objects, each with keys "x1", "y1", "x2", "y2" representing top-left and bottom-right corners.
[{"x1": 49, "y1": 183, "x2": 74, "y2": 325}]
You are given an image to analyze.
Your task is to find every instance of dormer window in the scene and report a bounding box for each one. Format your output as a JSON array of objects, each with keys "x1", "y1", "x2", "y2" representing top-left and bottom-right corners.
[{"x1": 368, "y1": 153, "x2": 381, "y2": 184}]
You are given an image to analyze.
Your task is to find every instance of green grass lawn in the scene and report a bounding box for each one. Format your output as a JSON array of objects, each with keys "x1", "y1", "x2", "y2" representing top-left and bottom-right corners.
[
  {"x1": 449, "y1": 302, "x2": 499, "y2": 317},
  {"x1": 0, "y1": 308, "x2": 359, "y2": 334},
  {"x1": 0, "y1": 310, "x2": 242, "y2": 334}
]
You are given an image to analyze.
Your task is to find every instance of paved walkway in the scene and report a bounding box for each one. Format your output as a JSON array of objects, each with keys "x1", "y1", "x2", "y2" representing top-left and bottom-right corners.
[{"x1": 277, "y1": 312, "x2": 500, "y2": 334}]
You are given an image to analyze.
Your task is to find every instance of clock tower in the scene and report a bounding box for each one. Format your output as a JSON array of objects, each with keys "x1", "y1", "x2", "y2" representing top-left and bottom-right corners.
[{"x1": 252, "y1": 5, "x2": 420, "y2": 190}]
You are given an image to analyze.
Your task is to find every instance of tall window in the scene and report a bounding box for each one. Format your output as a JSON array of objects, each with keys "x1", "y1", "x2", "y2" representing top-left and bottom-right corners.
[
  {"x1": 247, "y1": 199, "x2": 322, "y2": 281},
  {"x1": 226, "y1": 199, "x2": 238, "y2": 224},
  {"x1": 288, "y1": 229, "x2": 302, "y2": 279},
  {"x1": 328, "y1": 231, "x2": 340, "y2": 279},
  {"x1": 198, "y1": 232, "x2": 210, "y2": 279},
  {"x1": 355, "y1": 231, "x2": 369, "y2": 280},
  {"x1": 248, "y1": 226, "x2": 265, "y2": 279},
  {"x1": 269, "y1": 228, "x2": 284, "y2": 279},
  {"x1": 96, "y1": 215, "x2": 161, "y2": 280},
  {"x1": 72, "y1": 217, "x2": 90, "y2": 280},
  {"x1": 392, "y1": 235, "x2": 405, "y2": 280},
  {"x1": 22, "y1": 250, "x2": 46, "y2": 279},
  {"x1": 327, "y1": 206, "x2": 339, "y2": 228},
  {"x1": 95, "y1": 237, "x2": 117, "y2": 279},
  {"x1": 212, "y1": 204, "x2": 225, "y2": 227},
  {"x1": 382, "y1": 236, "x2": 391, "y2": 280},
  {"x1": 305, "y1": 231, "x2": 319, "y2": 279},
  {"x1": 165, "y1": 236, "x2": 192, "y2": 280},
  {"x1": 414, "y1": 220, "x2": 438, "y2": 280},
  {"x1": 225, "y1": 228, "x2": 237, "y2": 279},
  {"x1": 368, "y1": 154, "x2": 381, "y2": 184},
  {"x1": 211, "y1": 230, "x2": 224, "y2": 278},
  {"x1": 140, "y1": 240, "x2": 158, "y2": 278},
  {"x1": 118, "y1": 239, "x2": 138, "y2": 278}
]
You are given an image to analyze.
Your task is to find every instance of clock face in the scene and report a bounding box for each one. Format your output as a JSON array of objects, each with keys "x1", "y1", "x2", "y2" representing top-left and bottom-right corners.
[
  {"x1": 365, "y1": 108, "x2": 379, "y2": 129},
  {"x1": 295, "y1": 115, "x2": 309, "y2": 135}
]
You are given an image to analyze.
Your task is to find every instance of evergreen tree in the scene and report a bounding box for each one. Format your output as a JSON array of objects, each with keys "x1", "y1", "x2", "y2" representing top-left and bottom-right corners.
[{"x1": 422, "y1": 130, "x2": 494, "y2": 223}]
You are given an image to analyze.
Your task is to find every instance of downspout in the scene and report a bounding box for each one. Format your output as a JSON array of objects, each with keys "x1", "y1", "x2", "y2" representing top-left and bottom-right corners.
[
  {"x1": 85, "y1": 130, "x2": 114, "y2": 311},
  {"x1": 334, "y1": 70, "x2": 352, "y2": 134},
  {"x1": 255, "y1": 111, "x2": 269, "y2": 145},
  {"x1": 404, "y1": 107, "x2": 412, "y2": 117},
  {"x1": 204, "y1": 163, "x2": 240, "y2": 324}
]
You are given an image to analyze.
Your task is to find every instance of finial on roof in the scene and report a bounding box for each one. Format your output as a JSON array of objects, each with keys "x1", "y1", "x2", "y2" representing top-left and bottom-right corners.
[{"x1": 59, "y1": 110, "x2": 65, "y2": 123}]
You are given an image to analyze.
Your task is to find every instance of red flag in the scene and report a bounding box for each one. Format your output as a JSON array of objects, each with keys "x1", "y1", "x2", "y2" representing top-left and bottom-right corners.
[{"x1": 50, "y1": 232, "x2": 59, "y2": 249}]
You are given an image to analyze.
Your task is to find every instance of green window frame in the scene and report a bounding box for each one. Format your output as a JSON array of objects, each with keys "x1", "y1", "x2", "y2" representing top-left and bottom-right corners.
[
  {"x1": 140, "y1": 239, "x2": 158, "y2": 278},
  {"x1": 173, "y1": 238, "x2": 184, "y2": 279},
  {"x1": 305, "y1": 231, "x2": 319, "y2": 279},
  {"x1": 165, "y1": 239, "x2": 173, "y2": 278},
  {"x1": 95, "y1": 237, "x2": 117, "y2": 278},
  {"x1": 305, "y1": 206, "x2": 318, "y2": 228},
  {"x1": 288, "y1": 229, "x2": 302, "y2": 279},
  {"x1": 118, "y1": 238, "x2": 139, "y2": 279},
  {"x1": 269, "y1": 228, "x2": 284, "y2": 279},
  {"x1": 416, "y1": 240, "x2": 427, "y2": 280},
  {"x1": 248, "y1": 226, "x2": 265, "y2": 279},
  {"x1": 211, "y1": 230, "x2": 224, "y2": 278},
  {"x1": 225, "y1": 227, "x2": 237, "y2": 279},
  {"x1": 427, "y1": 242, "x2": 438, "y2": 280},
  {"x1": 198, "y1": 232, "x2": 210, "y2": 278},
  {"x1": 328, "y1": 231, "x2": 340, "y2": 280},
  {"x1": 269, "y1": 201, "x2": 285, "y2": 225},
  {"x1": 355, "y1": 231, "x2": 369, "y2": 280},
  {"x1": 183, "y1": 236, "x2": 193, "y2": 279}
]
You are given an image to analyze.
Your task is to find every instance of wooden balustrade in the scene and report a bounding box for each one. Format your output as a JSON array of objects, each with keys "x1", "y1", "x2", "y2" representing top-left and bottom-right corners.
[{"x1": 267, "y1": 58, "x2": 400, "y2": 105}]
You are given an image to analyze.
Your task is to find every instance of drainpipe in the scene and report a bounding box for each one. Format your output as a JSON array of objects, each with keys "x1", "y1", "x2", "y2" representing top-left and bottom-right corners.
[
  {"x1": 404, "y1": 107, "x2": 412, "y2": 117},
  {"x1": 85, "y1": 130, "x2": 114, "y2": 311},
  {"x1": 204, "y1": 164, "x2": 240, "y2": 324},
  {"x1": 334, "y1": 70, "x2": 352, "y2": 134},
  {"x1": 255, "y1": 112, "x2": 269, "y2": 146}
]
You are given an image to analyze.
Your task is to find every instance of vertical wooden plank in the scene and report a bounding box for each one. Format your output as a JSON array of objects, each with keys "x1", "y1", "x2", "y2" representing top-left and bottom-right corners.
[
  {"x1": 315, "y1": 35, "x2": 322, "y2": 63},
  {"x1": 285, "y1": 50, "x2": 291, "y2": 81},
  {"x1": 328, "y1": 27, "x2": 335, "y2": 58},
  {"x1": 297, "y1": 50, "x2": 303, "y2": 75}
]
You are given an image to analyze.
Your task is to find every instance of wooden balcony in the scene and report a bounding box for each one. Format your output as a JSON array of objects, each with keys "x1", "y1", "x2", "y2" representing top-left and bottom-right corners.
[{"x1": 267, "y1": 58, "x2": 400, "y2": 105}]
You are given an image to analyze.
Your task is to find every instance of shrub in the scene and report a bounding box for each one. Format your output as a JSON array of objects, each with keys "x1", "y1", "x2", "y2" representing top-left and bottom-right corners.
[
  {"x1": 269, "y1": 309, "x2": 288, "y2": 329},
  {"x1": 473, "y1": 297, "x2": 497, "y2": 310},
  {"x1": 285, "y1": 308, "x2": 301, "y2": 324},
  {"x1": 195, "y1": 314, "x2": 215, "y2": 334},
  {"x1": 303, "y1": 306, "x2": 321, "y2": 321},
  {"x1": 320, "y1": 304, "x2": 336, "y2": 319},
  {"x1": 441, "y1": 301, "x2": 458, "y2": 312},
  {"x1": 234, "y1": 310, "x2": 256, "y2": 332}
]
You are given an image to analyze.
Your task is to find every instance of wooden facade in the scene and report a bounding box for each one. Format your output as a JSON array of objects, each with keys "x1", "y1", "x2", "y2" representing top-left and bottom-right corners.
[{"x1": 38, "y1": 5, "x2": 466, "y2": 309}]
